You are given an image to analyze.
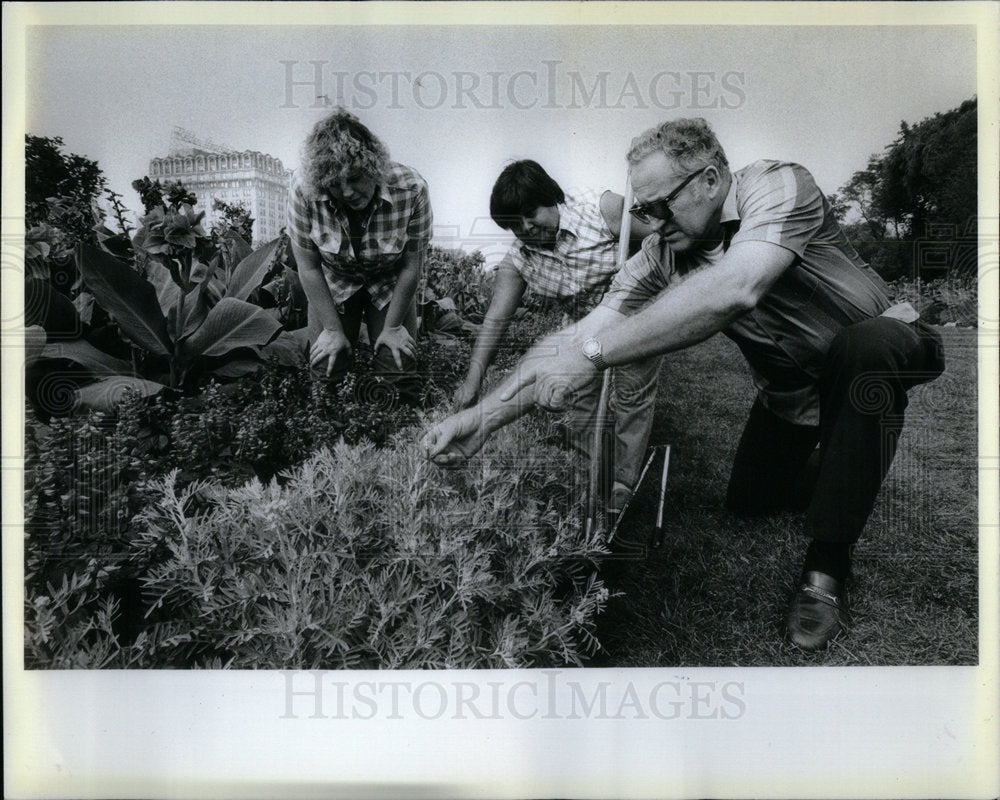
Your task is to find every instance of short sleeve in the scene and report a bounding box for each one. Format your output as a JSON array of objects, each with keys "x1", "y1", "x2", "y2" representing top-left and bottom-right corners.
[
  {"x1": 730, "y1": 162, "x2": 824, "y2": 259},
  {"x1": 600, "y1": 236, "x2": 670, "y2": 316},
  {"x1": 497, "y1": 244, "x2": 526, "y2": 279},
  {"x1": 286, "y1": 173, "x2": 316, "y2": 251},
  {"x1": 406, "y1": 175, "x2": 433, "y2": 244}
]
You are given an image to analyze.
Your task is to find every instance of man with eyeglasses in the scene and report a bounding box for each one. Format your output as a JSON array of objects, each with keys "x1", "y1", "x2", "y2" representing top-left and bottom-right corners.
[
  {"x1": 423, "y1": 117, "x2": 943, "y2": 651},
  {"x1": 454, "y1": 160, "x2": 659, "y2": 514}
]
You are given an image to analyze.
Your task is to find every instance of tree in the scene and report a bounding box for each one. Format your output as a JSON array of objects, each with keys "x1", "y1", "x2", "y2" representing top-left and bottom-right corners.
[
  {"x1": 825, "y1": 193, "x2": 850, "y2": 227},
  {"x1": 211, "y1": 198, "x2": 255, "y2": 244},
  {"x1": 26, "y1": 135, "x2": 106, "y2": 229},
  {"x1": 837, "y1": 97, "x2": 977, "y2": 278}
]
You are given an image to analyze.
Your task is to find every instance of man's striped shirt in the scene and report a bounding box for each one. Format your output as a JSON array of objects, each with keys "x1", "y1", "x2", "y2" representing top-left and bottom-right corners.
[{"x1": 602, "y1": 160, "x2": 894, "y2": 425}]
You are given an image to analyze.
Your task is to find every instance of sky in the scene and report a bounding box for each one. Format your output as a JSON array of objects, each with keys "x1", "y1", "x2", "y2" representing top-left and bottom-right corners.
[{"x1": 21, "y1": 18, "x2": 979, "y2": 262}]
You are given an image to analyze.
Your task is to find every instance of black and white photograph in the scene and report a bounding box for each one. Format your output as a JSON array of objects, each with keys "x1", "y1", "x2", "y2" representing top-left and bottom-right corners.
[{"x1": 4, "y1": 2, "x2": 998, "y2": 797}]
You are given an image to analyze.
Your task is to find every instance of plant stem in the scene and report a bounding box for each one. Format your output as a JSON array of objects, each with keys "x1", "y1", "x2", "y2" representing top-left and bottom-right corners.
[{"x1": 171, "y1": 263, "x2": 187, "y2": 390}]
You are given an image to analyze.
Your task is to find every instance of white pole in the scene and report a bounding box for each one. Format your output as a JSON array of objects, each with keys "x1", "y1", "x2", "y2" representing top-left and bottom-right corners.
[{"x1": 586, "y1": 177, "x2": 633, "y2": 536}]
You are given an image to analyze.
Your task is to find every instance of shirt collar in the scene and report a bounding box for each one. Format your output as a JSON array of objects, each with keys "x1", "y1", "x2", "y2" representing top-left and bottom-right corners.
[
  {"x1": 317, "y1": 181, "x2": 394, "y2": 212},
  {"x1": 518, "y1": 201, "x2": 574, "y2": 255},
  {"x1": 555, "y1": 201, "x2": 577, "y2": 239}
]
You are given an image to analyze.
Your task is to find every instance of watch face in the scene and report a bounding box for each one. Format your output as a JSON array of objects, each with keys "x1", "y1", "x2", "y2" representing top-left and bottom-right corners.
[{"x1": 583, "y1": 338, "x2": 601, "y2": 358}]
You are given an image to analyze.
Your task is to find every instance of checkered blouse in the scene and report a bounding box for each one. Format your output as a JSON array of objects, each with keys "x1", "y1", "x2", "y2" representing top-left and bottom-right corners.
[
  {"x1": 499, "y1": 188, "x2": 622, "y2": 306},
  {"x1": 287, "y1": 161, "x2": 433, "y2": 310}
]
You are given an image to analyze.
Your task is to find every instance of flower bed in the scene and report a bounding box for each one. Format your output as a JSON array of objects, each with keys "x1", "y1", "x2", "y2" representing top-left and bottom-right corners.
[{"x1": 26, "y1": 407, "x2": 607, "y2": 669}]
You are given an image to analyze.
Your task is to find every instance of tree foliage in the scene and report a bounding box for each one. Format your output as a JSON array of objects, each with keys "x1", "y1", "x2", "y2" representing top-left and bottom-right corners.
[
  {"x1": 211, "y1": 198, "x2": 255, "y2": 244},
  {"x1": 836, "y1": 97, "x2": 977, "y2": 278},
  {"x1": 26, "y1": 135, "x2": 107, "y2": 232}
]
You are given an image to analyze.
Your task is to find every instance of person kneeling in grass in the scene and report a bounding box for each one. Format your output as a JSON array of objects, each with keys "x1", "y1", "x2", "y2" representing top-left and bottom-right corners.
[
  {"x1": 455, "y1": 160, "x2": 659, "y2": 515},
  {"x1": 422, "y1": 117, "x2": 944, "y2": 652},
  {"x1": 288, "y1": 107, "x2": 433, "y2": 405}
]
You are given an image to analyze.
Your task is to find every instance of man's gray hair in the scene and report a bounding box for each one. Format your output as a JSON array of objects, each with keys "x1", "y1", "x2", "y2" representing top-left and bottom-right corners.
[{"x1": 627, "y1": 118, "x2": 730, "y2": 177}]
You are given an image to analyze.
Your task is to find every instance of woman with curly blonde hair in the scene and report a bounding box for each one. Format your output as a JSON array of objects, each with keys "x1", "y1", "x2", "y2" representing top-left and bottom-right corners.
[{"x1": 288, "y1": 108, "x2": 432, "y2": 403}]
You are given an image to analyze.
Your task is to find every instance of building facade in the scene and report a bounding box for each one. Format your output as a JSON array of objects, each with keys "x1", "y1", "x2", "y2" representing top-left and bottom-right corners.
[{"x1": 148, "y1": 148, "x2": 292, "y2": 244}]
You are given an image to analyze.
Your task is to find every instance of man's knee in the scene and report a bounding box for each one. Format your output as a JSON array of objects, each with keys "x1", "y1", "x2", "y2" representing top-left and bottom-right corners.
[
  {"x1": 827, "y1": 318, "x2": 903, "y2": 375},
  {"x1": 725, "y1": 474, "x2": 780, "y2": 516}
]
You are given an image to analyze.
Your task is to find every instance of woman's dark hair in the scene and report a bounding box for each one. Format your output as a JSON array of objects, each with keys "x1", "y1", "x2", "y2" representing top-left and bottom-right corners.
[{"x1": 489, "y1": 160, "x2": 565, "y2": 229}]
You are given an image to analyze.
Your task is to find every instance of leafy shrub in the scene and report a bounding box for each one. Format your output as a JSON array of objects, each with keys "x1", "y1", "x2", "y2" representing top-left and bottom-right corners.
[
  {"x1": 23, "y1": 400, "x2": 162, "y2": 668},
  {"x1": 27, "y1": 416, "x2": 607, "y2": 669},
  {"x1": 424, "y1": 247, "x2": 492, "y2": 321},
  {"x1": 25, "y1": 574, "x2": 141, "y2": 669},
  {"x1": 155, "y1": 352, "x2": 418, "y2": 486},
  {"x1": 25, "y1": 405, "x2": 159, "y2": 586},
  {"x1": 888, "y1": 274, "x2": 978, "y2": 327},
  {"x1": 126, "y1": 427, "x2": 604, "y2": 669},
  {"x1": 26, "y1": 134, "x2": 106, "y2": 241},
  {"x1": 24, "y1": 331, "x2": 482, "y2": 668}
]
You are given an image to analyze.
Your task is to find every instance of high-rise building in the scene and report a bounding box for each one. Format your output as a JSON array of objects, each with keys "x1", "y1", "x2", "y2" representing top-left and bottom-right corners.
[{"x1": 148, "y1": 128, "x2": 292, "y2": 244}]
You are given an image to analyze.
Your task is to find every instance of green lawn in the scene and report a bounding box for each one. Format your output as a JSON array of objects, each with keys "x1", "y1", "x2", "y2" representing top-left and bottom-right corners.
[{"x1": 592, "y1": 327, "x2": 979, "y2": 667}]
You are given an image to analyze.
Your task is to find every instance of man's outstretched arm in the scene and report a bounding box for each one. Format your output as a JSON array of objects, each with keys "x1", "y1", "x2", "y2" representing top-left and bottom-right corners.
[
  {"x1": 505, "y1": 240, "x2": 797, "y2": 409},
  {"x1": 421, "y1": 305, "x2": 625, "y2": 464}
]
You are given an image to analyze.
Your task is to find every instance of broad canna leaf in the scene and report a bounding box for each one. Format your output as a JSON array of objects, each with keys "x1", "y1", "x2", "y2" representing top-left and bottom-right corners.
[
  {"x1": 76, "y1": 244, "x2": 171, "y2": 355},
  {"x1": 165, "y1": 286, "x2": 210, "y2": 342},
  {"x1": 189, "y1": 257, "x2": 215, "y2": 287},
  {"x1": 226, "y1": 237, "x2": 281, "y2": 302},
  {"x1": 181, "y1": 297, "x2": 282, "y2": 359},
  {"x1": 209, "y1": 359, "x2": 262, "y2": 379},
  {"x1": 203, "y1": 274, "x2": 226, "y2": 306},
  {"x1": 258, "y1": 277, "x2": 283, "y2": 307},
  {"x1": 74, "y1": 376, "x2": 167, "y2": 412},
  {"x1": 146, "y1": 261, "x2": 181, "y2": 317},
  {"x1": 220, "y1": 234, "x2": 253, "y2": 279},
  {"x1": 40, "y1": 339, "x2": 134, "y2": 378},
  {"x1": 179, "y1": 286, "x2": 212, "y2": 340},
  {"x1": 25, "y1": 278, "x2": 82, "y2": 341},
  {"x1": 96, "y1": 231, "x2": 134, "y2": 261},
  {"x1": 260, "y1": 328, "x2": 310, "y2": 367},
  {"x1": 151, "y1": 261, "x2": 223, "y2": 341}
]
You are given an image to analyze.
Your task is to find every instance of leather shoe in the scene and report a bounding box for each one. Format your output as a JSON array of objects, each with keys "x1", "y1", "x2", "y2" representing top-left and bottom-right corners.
[{"x1": 787, "y1": 571, "x2": 846, "y2": 651}]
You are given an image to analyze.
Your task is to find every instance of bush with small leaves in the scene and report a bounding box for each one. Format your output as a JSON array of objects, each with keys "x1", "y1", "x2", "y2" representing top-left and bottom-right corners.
[{"x1": 123, "y1": 426, "x2": 606, "y2": 669}]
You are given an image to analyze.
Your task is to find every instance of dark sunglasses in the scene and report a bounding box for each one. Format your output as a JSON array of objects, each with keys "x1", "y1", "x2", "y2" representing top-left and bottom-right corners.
[{"x1": 629, "y1": 167, "x2": 708, "y2": 224}]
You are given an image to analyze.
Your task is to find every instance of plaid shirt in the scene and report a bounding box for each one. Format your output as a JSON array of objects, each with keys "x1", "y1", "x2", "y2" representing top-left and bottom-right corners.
[
  {"x1": 287, "y1": 161, "x2": 433, "y2": 310},
  {"x1": 499, "y1": 188, "x2": 621, "y2": 316}
]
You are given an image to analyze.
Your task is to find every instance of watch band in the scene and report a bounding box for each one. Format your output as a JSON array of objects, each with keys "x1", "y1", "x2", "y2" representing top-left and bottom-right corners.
[{"x1": 583, "y1": 337, "x2": 609, "y2": 371}]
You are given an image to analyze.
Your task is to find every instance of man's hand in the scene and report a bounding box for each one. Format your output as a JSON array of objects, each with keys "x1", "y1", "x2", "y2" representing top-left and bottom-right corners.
[
  {"x1": 499, "y1": 347, "x2": 596, "y2": 412},
  {"x1": 420, "y1": 409, "x2": 488, "y2": 466},
  {"x1": 374, "y1": 325, "x2": 416, "y2": 370},
  {"x1": 311, "y1": 328, "x2": 352, "y2": 376},
  {"x1": 453, "y1": 377, "x2": 480, "y2": 411}
]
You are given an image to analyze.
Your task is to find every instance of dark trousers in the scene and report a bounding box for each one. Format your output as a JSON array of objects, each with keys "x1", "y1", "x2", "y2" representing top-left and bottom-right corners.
[
  {"x1": 308, "y1": 287, "x2": 421, "y2": 405},
  {"x1": 726, "y1": 317, "x2": 945, "y2": 543}
]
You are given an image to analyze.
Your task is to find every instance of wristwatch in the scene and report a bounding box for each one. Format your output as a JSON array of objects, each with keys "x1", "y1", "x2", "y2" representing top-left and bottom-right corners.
[{"x1": 582, "y1": 337, "x2": 608, "y2": 371}]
